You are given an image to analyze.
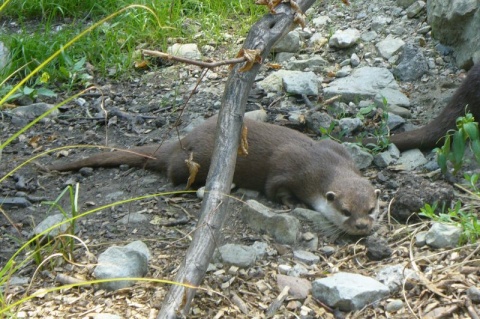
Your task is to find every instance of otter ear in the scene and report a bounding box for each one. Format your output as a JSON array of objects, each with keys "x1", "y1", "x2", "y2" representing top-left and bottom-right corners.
[
  {"x1": 326, "y1": 191, "x2": 336, "y2": 202},
  {"x1": 375, "y1": 189, "x2": 381, "y2": 198}
]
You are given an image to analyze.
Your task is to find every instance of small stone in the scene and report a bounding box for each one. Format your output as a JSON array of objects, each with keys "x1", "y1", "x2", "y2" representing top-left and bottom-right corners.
[
  {"x1": 386, "y1": 299, "x2": 404, "y2": 312},
  {"x1": 467, "y1": 287, "x2": 480, "y2": 303},
  {"x1": 293, "y1": 250, "x2": 320, "y2": 265}
]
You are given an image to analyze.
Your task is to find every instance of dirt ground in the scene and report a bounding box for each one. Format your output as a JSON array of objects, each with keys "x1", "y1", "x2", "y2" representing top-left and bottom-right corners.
[{"x1": 2, "y1": 5, "x2": 480, "y2": 319}]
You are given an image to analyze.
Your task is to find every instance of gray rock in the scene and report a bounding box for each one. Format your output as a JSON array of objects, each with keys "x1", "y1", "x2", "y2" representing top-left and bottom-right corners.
[
  {"x1": 258, "y1": 70, "x2": 297, "y2": 93},
  {"x1": 273, "y1": 31, "x2": 301, "y2": 53},
  {"x1": 275, "y1": 52, "x2": 295, "y2": 63},
  {"x1": 375, "y1": 87, "x2": 411, "y2": 108},
  {"x1": 397, "y1": 149, "x2": 428, "y2": 170},
  {"x1": 287, "y1": 263, "x2": 309, "y2": 277},
  {"x1": 0, "y1": 197, "x2": 32, "y2": 208},
  {"x1": 9, "y1": 103, "x2": 59, "y2": 120},
  {"x1": 0, "y1": 41, "x2": 8, "y2": 70},
  {"x1": 93, "y1": 314, "x2": 123, "y2": 319},
  {"x1": 415, "y1": 231, "x2": 427, "y2": 247},
  {"x1": 312, "y1": 272, "x2": 390, "y2": 311},
  {"x1": 277, "y1": 274, "x2": 312, "y2": 299},
  {"x1": 309, "y1": 33, "x2": 328, "y2": 47},
  {"x1": 336, "y1": 66, "x2": 352, "y2": 78},
  {"x1": 282, "y1": 71, "x2": 318, "y2": 96},
  {"x1": 94, "y1": 241, "x2": 150, "y2": 291},
  {"x1": 386, "y1": 299, "x2": 404, "y2": 312},
  {"x1": 118, "y1": 212, "x2": 149, "y2": 224},
  {"x1": 216, "y1": 244, "x2": 256, "y2": 268},
  {"x1": 338, "y1": 117, "x2": 363, "y2": 134},
  {"x1": 397, "y1": 0, "x2": 416, "y2": 8},
  {"x1": 388, "y1": 143, "x2": 401, "y2": 159},
  {"x1": 323, "y1": 67, "x2": 407, "y2": 105},
  {"x1": 365, "y1": 236, "x2": 392, "y2": 261},
  {"x1": 105, "y1": 191, "x2": 125, "y2": 202},
  {"x1": 293, "y1": 250, "x2": 320, "y2": 265},
  {"x1": 351, "y1": 53, "x2": 360, "y2": 67},
  {"x1": 8, "y1": 276, "x2": 29, "y2": 286},
  {"x1": 32, "y1": 214, "x2": 71, "y2": 238},
  {"x1": 329, "y1": 28, "x2": 360, "y2": 49},
  {"x1": 376, "y1": 264, "x2": 419, "y2": 293},
  {"x1": 376, "y1": 35, "x2": 405, "y2": 59},
  {"x1": 298, "y1": 232, "x2": 319, "y2": 251},
  {"x1": 79, "y1": 167, "x2": 94, "y2": 177},
  {"x1": 427, "y1": 0, "x2": 480, "y2": 68},
  {"x1": 167, "y1": 43, "x2": 201, "y2": 60},
  {"x1": 251, "y1": 241, "x2": 275, "y2": 259},
  {"x1": 406, "y1": 1, "x2": 426, "y2": 18},
  {"x1": 306, "y1": 111, "x2": 334, "y2": 135},
  {"x1": 343, "y1": 143, "x2": 374, "y2": 169},
  {"x1": 241, "y1": 200, "x2": 300, "y2": 245},
  {"x1": 361, "y1": 31, "x2": 378, "y2": 42},
  {"x1": 467, "y1": 286, "x2": 480, "y2": 303},
  {"x1": 312, "y1": 15, "x2": 331, "y2": 27},
  {"x1": 387, "y1": 105, "x2": 412, "y2": 118},
  {"x1": 319, "y1": 246, "x2": 336, "y2": 256},
  {"x1": 371, "y1": 16, "x2": 392, "y2": 32},
  {"x1": 245, "y1": 109, "x2": 268, "y2": 122},
  {"x1": 286, "y1": 56, "x2": 328, "y2": 72},
  {"x1": 387, "y1": 113, "x2": 406, "y2": 130},
  {"x1": 393, "y1": 43, "x2": 428, "y2": 81},
  {"x1": 425, "y1": 223, "x2": 462, "y2": 248},
  {"x1": 374, "y1": 152, "x2": 395, "y2": 168}
]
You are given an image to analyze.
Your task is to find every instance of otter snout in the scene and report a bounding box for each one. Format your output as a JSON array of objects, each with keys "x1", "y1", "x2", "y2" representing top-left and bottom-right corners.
[{"x1": 344, "y1": 216, "x2": 374, "y2": 235}]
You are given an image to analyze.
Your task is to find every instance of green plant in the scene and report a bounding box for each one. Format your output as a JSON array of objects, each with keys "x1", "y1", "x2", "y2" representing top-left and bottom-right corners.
[
  {"x1": 419, "y1": 201, "x2": 480, "y2": 245},
  {"x1": 436, "y1": 113, "x2": 480, "y2": 174},
  {"x1": 0, "y1": 72, "x2": 56, "y2": 102},
  {"x1": 58, "y1": 53, "x2": 93, "y2": 91}
]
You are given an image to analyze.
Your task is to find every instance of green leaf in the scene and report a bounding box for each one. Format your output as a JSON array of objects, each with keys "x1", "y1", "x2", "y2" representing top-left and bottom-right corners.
[
  {"x1": 23, "y1": 86, "x2": 35, "y2": 95},
  {"x1": 472, "y1": 140, "x2": 480, "y2": 164},
  {"x1": 437, "y1": 152, "x2": 448, "y2": 173},
  {"x1": 36, "y1": 87, "x2": 57, "y2": 97},
  {"x1": 463, "y1": 122, "x2": 479, "y2": 141},
  {"x1": 452, "y1": 130, "x2": 465, "y2": 167}
]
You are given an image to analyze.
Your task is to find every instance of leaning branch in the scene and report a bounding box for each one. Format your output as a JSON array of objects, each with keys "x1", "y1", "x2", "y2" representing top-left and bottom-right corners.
[
  {"x1": 157, "y1": 0, "x2": 318, "y2": 318},
  {"x1": 142, "y1": 49, "x2": 247, "y2": 69}
]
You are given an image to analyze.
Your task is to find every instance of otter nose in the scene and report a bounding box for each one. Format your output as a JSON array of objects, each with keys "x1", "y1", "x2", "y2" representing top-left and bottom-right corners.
[{"x1": 355, "y1": 221, "x2": 369, "y2": 230}]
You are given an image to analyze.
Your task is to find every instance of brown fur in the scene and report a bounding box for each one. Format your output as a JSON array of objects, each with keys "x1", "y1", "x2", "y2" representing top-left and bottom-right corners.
[
  {"x1": 361, "y1": 63, "x2": 480, "y2": 151},
  {"x1": 49, "y1": 117, "x2": 379, "y2": 235}
]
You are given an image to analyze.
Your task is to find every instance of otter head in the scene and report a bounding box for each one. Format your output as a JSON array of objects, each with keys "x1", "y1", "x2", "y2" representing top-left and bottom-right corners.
[{"x1": 311, "y1": 187, "x2": 381, "y2": 236}]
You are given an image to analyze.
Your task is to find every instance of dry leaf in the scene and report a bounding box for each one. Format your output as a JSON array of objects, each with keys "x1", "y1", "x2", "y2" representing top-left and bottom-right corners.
[
  {"x1": 234, "y1": 48, "x2": 262, "y2": 72},
  {"x1": 29, "y1": 135, "x2": 41, "y2": 148},
  {"x1": 135, "y1": 60, "x2": 149, "y2": 69},
  {"x1": 255, "y1": 0, "x2": 282, "y2": 14},
  {"x1": 293, "y1": 13, "x2": 306, "y2": 29},
  {"x1": 47, "y1": 134, "x2": 58, "y2": 142},
  {"x1": 238, "y1": 124, "x2": 249, "y2": 156},
  {"x1": 341, "y1": 0, "x2": 350, "y2": 5},
  {"x1": 266, "y1": 63, "x2": 282, "y2": 70},
  {"x1": 185, "y1": 152, "x2": 200, "y2": 189}
]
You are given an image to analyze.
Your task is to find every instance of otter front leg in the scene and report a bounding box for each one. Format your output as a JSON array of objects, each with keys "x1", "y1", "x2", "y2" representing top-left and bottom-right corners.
[{"x1": 274, "y1": 186, "x2": 298, "y2": 208}]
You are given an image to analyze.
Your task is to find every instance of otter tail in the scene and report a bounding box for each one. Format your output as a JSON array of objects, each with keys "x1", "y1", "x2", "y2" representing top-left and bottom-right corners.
[
  {"x1": 357, "y1": 63, "x2": 480, "y2": 151},
  {"x1": 48, "y1": 144, "x2": 172, "y2": 172}
]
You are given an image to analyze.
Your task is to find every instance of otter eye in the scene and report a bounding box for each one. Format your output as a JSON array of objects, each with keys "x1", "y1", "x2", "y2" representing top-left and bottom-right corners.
[{"x1": 341, "y1": 209, "x2": 351, "y2": 217}]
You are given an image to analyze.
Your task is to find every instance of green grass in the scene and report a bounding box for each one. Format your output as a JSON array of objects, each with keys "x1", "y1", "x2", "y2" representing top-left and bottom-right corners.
[{"x1": 0, "y1": 0, "x2": 263, "y2": 93}]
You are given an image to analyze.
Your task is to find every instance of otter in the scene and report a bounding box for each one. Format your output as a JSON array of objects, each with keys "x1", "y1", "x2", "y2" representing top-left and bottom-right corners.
[
  {"x1": 49, "y1": 117, "x2": 380, "y2": 236},
  {"x1": 359, "y1": 63, "x2": 480, "y2": 151}
]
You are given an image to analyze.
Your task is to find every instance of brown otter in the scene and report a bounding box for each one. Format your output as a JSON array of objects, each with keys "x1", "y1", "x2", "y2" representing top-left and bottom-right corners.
[
  {"x1": 360, "y1": 63, "x2": 480, "y2": 151},
  {"x1": 49, "y1": 117, "x2": 380, "y2": 236}
]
